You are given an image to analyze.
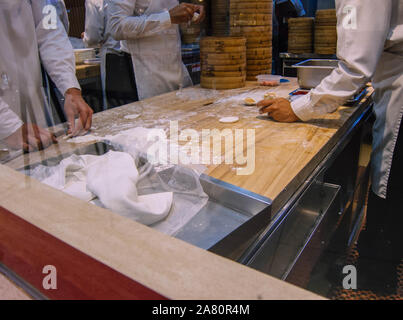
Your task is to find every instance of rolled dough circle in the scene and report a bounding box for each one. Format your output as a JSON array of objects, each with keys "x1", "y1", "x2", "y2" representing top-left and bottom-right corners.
[
  {"x1": 219, "y1": 116, "x2": 239, "y2": 123},
  {"x1": 124, "y1": 114, "x2": 140, "y2": 120}
]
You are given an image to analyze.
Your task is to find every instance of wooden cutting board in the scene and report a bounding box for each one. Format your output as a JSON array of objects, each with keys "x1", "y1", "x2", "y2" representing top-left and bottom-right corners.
[{"x1": 4, "y1": 79, "x2": 373, "y2": 209}]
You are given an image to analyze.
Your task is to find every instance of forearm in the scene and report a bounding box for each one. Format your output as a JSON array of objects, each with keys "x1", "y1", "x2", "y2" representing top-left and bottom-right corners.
[
  {"x1": 33, "y1": 1, "x2": 80, "y2": 95},
  {"x1": 292, "y1": 0, "x2": 392, "y2": 121}
]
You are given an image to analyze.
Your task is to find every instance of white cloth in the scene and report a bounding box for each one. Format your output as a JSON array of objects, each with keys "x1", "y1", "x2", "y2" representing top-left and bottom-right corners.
[
  {"x1": 108, "y1": 0, "x2": 193, "y2": 100},
  {"x1": 290, "y1": 0, "x2": 403, "y2": 199},
  {"x1": 40, "y1": 151, "x2": 173, "y2": 226},
  {"x1": 0, "y1": 0, "x2": 80, "y2": 140}
]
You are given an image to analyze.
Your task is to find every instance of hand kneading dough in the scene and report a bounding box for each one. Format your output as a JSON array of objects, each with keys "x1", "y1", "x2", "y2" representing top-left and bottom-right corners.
[
  {"x1": 86, "y1": 151, "x2": 173, "y2": 225},
  {"x1": 219, "y1": 116, "x2": 239, "y2": 123}
]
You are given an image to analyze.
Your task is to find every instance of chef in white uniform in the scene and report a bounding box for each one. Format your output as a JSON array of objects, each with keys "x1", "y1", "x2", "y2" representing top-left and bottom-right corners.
[
  {"x1": 108, "y1": 0, "x2": 205, "y2": 100},
  {"x1": 83, "y1": 0, "x2": 122, "y2": 108},
  {"x1": 0, "y1": 0, "x2": 93, "y2": 152},
  {"x1": 258, "y1": 0, "x2": 403, "y2": 294}
]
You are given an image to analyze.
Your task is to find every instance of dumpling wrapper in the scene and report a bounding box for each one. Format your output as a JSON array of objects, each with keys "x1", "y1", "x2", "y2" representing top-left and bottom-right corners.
[{"x1": 219, "y1": 116, "x2": 239, "y2": 123}]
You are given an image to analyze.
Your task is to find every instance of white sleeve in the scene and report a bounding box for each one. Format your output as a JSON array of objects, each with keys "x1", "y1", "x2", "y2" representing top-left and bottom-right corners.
[
  {"x1": 291, "y1": 0, "x2": 392, "y2": 121},
  {"x1": 32, "y1": 0, "x2": 81, "y2": 96},
  {"x1": 108, "y1": 0, "x2": 172, "y2": 41},
  {"x1": 0, "y1": 97, "x2": 23, "y2": 140},
  {"x1": 83, "y1": 0, "x2": 105, "y2": 48}
]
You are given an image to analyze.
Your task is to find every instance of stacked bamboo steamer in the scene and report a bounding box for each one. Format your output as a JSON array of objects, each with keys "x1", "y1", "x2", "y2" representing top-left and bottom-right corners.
[
  {"x1": 211, "y1": 0, "x2": 230, "y2": 36},
  {"x1": 229, "y1": 0, "x2": 273, "y2": 81},
  {"x1": 288, "y1": 17, "x2": 314, "y2": 53},
  {"x1": 200, "y1": 36, "x2": 247, "y2": 89},
  {"x1": 314, "y1": 9, "x2": 337, "y2": 54}
]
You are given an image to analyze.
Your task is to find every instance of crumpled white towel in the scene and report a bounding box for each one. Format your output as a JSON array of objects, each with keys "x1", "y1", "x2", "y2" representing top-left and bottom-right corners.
[
  {"x1": 40, "y1": 151, "x2": 173, "y2": 225},
  {"x1": 41, "y1": 154, "x2": 96, "y2": 202},
  {"x1": 86, "y1": 151, "x2": 173, "y2": 225}
]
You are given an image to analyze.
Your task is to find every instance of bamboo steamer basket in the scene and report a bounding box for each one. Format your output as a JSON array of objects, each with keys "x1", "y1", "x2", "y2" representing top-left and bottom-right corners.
[
  {"x1": 287, "y1": 17, "x2": 314, "y2": 53},
  {"x1": 314, "y1": 9, "x2": 337, "y2": 54},
  {"x1": 211, "y1": 0, "x2": 230, "y2": 36},
  {"x1": 229, "y1": 0, "x2": 273, "y2": 79},
  {"x1": 200, "y1": 36, "x2": 247, "y2": 89}
]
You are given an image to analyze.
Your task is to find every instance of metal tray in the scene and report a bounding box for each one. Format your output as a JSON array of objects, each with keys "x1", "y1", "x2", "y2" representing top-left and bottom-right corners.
[
  {"x1": 176, "y1": 175, "x2": 271, "y2": 260},
  {"x1": 20, "y1": 142, "x2": 272, "y2": 261},
  {"x1": 246, "y1": 181, "x2": 341, "y2": 280},
  {"x1": 293, "y1": 59, "x2": 339, "y2": 89}
]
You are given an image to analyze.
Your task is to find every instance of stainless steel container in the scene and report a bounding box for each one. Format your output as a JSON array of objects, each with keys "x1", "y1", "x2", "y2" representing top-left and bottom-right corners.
[{"x1": 293, "y1": 59, "x2": 339, "y2": 89}]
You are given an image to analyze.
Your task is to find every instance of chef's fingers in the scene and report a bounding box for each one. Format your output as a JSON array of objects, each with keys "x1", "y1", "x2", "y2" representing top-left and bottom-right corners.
[
  {"x1": 21, "y1": 124, "x2": 29, "y2": 148},
  {"x1": 27, "y1": 134, "x2": 42, "y2": 152},
  {"x1": 77, "y1": 101, "x2": 93, "y2": 133},
  {"x1": 183, "y1": 3, "x2": 196, "y2": 20},
  {"x1": 29, "y1": 124, "x2": 45, "y2": 150},
  {"x1": 83, "y1": 105, "x2": 93, "y2": 131},
  {"x1": 22, "y1": 142, "x2": 31, "y2": 153},
  {"x1": 65, "y1": 108, "x2": 76, "y2": 135},
  {"x1": 194, "y1": 5, "x2": 205, "y2": 23},
  {"x1": 257, "y1": 99, "x2": 276, "y2": 108},
  {"x1": 38, "y1": 129, "x2": 57, "y2": 148},
  {"x1": 259, "y1": 103, "x2": 278, "y2": 114},
  {"x1": 38, "y1": 126, "x2": 57, "y2": 144}
]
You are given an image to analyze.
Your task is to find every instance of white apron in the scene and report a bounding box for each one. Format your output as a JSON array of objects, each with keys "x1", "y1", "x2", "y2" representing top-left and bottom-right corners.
[
  {"x1": 126, "y1": 0, "x2": 192, "y2": 100},
  {"x1": 370, "y1": 50, "x2": 403, "y2": 198}
]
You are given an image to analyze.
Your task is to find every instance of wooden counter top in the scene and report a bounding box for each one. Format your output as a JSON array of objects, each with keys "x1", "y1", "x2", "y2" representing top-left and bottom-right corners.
[
  {"x1": 0, "y1": 164, "x2": 323, "y2": 300},
  {"x1": 6, "y1": 79, "x2": 373, "y2": 211},
  {"x1": 0, "y1": 273, "x2": 31, "y2": 300},
  {"x1": 0, "y1": 79, "x2": 372, "y2": 299}
]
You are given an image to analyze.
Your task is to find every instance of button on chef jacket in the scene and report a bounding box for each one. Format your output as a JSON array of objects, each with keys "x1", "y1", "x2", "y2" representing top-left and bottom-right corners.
[
  {"x1": 108, "y1": 0, "x2": 193, "y2": 101},
  {"x1": 0, "y1": 0, "x2": 80, "y2": 140},
  {"x1": 291, "y1": 0, "x2": 403, "y2": 199}
]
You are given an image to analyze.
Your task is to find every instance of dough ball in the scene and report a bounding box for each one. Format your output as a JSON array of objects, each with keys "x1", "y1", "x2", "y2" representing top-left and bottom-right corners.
[{"x1": 124, "y1": 114, "x2": 140, "y2": 120}]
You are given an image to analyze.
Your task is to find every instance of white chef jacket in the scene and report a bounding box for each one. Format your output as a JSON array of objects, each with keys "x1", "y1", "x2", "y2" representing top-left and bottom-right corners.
[
  {"x1": 83, "y1": 0, "x2": 121, "y2": 109},
  {"x1": 0, "y1": 0, "x2": 80, "y2": 140},
  {"x1": 291, "y1": 0, "x2": 403, "y2": 199},
  {"x1": 55, "y1": 0, "x2": 69, "y2": 32},
  {"x1": 83, "y1": 0, "x2": 121, "y2": 53},
  {"x1": 108, "y1": 0, "x2": 192, "y2": 100}
]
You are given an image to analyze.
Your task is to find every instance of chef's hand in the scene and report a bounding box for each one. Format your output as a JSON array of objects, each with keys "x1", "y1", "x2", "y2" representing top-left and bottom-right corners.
[
  {"x1": 192, "y1": 4, "x2": 205, "y2": 24},
  {"x1": 169, "y1": 3, "x2": 205, "y2": 24},
  {"x1": 257, "y1": 98, "x2": 301, "y2": 123},
  {"x1": 64, "y1": 88, "x2": 93, "y2": 136},
  {"x1": 4, "y1": 123, "x2": 57, "y2": 152}
]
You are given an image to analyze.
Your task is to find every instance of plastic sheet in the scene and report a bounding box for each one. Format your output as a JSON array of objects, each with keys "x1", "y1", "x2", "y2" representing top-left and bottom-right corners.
[{"x1": 25, "y1": 148, "x2": 208, "y2": 236}]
